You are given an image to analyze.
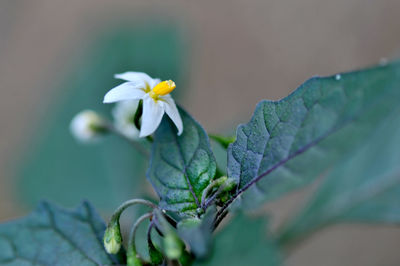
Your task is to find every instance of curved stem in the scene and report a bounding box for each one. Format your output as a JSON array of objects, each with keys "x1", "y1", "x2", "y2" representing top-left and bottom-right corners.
[
  {"x1": 128, "y1": 213, "x2": 153, "y2": 249},
  {"x1": 127, "y1": 213, "x2": 153, "y2": 262},
  {"x1": 147, "y1": 221, "x2": 156, "y2": 244},
  {"x1": 111, "y1": 199, "x2": 157, "y2": 222}
]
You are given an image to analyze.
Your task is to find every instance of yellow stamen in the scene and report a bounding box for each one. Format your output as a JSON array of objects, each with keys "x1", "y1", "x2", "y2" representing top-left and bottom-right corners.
[{"x1": 152, "y1": 80, "x2": 176, "y2": 96}]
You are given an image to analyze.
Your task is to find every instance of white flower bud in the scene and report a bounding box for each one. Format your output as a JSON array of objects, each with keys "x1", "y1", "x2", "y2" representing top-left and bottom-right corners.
[
  {"x1": 112, "y1": 100, "x2": 140, "y2": 140},
  {"x1": 70, "y1": 110, "x2": 106, "y2": 142}
]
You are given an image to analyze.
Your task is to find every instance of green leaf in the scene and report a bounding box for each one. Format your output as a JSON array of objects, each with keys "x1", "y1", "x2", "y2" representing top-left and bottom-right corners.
[
  {"x1": 195, "y1": 214, "x2": 281, "y2": 266},
  {"x1": 147, "y1": 107, "x2": 216, "y2": 217},
  {"x1": 226, "y1": 60, "x2": 400, "y2": 209},
  {"x1": 177, "y1": 206, "x2": 216, "y2": 259},
  {"x1": 278, "y1": 105, "x2": 400, "y2": 244},
  {"x1": 0, "y1": 201, "x2": 121, "y2": 265}
]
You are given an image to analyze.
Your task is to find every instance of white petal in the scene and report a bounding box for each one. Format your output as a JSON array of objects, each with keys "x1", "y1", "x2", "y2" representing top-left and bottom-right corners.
[
  {"x1": 140, "y1": 95, "x2": 165, "y2": 137},
  {"x1": 103, "y1": 82, "x2": 146, "y2": 103},
  {"x1": 162, "y1": 95, "x2": 183, "y2": 135},
  {"x1": 150, "y1": 78, "x2": 162, "y2": 88},
  {"x1": 114, "y1": 71, "x2": 158, "y2": 90}
]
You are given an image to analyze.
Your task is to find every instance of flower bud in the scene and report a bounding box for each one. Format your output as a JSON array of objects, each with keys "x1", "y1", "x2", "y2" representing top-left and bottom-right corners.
[
  {"x1": 127, "y1": 248, "x2": 142, "y2": 266},
  {"x1": 103, "y1": 220, "x2": 122, "y2": 254},
  {"x1": 70, "y1": 110, "x2": 107, "y2": 142},
  {"x1": 112, "y1": 100, "x2": 140, "y2": 140},
  {"x1": 164, "y1": 232, "x2": 184, "y2": 260},
  {"x1": 222, "y1": 178, "x2": 237, "y2": 192}
]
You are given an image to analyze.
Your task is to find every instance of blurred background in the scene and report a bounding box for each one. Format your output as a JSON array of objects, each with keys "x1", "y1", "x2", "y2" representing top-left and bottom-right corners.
[{"x1": 1, "y1": 0, "x2": 400, "y2": 265}]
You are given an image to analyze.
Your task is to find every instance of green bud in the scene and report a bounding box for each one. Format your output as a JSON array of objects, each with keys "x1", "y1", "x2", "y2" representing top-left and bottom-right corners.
[
  {"x1": 127, "y1": 248, "x2": 143, "y2": 266},
  {"x1": 215, "y1": 176, "x2": 228, "y2": 186},
  {"x1": 103, "y1": 220, "x2": 122, "y2": 254},
  {"x1": 148, "y1": 241, "x2": 164, "y2": 265},
  {"x1": 179, "y1": 250, "x2": 194, "y2": 266},
  {"x1": 164, "y1": 233, "x2": 184, "y2": 259},
  {"x1": 218, "y1": 192, "x2": 230, "y2": 203},
  {"x1": 222, "y1": 178, "x2": 237, "y2": 192}
]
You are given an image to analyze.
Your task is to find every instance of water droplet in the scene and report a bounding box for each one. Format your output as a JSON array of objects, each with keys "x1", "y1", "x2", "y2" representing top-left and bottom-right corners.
[
  {"x1": 335, "y1": 74, "x2": 341, "y2": 80},
  {"x1": 379, "y1": 57, "x2": 388, "y2": 66}
]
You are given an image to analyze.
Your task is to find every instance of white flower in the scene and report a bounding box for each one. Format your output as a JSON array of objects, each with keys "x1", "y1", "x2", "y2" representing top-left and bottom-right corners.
[
  {"x1": 70, "y1": 110, "x2": 106, "y2": 142},
  {"x1": 112, "y1": 100, "x2": 140, "y2": 140},
  {"x1": 103, "y1": 72, "x2": 183, "y2": 137}
]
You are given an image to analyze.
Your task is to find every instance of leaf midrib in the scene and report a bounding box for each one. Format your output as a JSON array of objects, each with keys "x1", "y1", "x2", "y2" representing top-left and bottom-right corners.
[
  {"x1": 174, "y1": 130, "x2": 201, "y2": 208},
  {"x1": 221, "y1": 72, "x2": 399, "y2": 217},
  {"x1": 43, "y1": 203, "x2": 101, "y2": 265}
]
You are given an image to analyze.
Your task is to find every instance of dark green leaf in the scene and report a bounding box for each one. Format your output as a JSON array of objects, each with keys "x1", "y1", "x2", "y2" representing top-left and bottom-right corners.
[
  {"x1": 195, "y1": 214, "x2": 281, "y2": 266},
  {"x1": 278, "y1": 105, "x2": 400, "y2": 244},
  {"x1": 147, "y1": 107, "x2": 216, "y2": 217},
  {"x1": 177, "y1": 206, "x2": 216, "y2": 259},
  {"x1": 227, "y1": 60, "x2": 400, "y2": 209},
  {"x1": 0, "y1": 201, "x2": 121, "y2": 265}
]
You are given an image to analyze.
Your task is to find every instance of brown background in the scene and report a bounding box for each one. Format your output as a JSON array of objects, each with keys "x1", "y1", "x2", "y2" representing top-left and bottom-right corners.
[{"x1": 1, "y1": 0, "x2": 400, "y2": 265}]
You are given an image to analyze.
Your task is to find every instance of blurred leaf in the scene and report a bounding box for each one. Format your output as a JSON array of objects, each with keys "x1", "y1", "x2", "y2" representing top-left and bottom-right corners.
[
  {"x1": 226, "y1": 60, "x2": 400, "y2": 210},
  {"x1": 195, "y1": 214, "x2": 281, "y2": 266},
  {"x1": 17, "y1": 22, "x2": 186, "y2": 211},
  {"x1": 0, "y1": 201, "x2": 121, "y2": 265},
  {"x1": 147, "y1": 107, "x2": 216, "y2": 217},
  {"x1": 177, "y1": 206, "x2": 216, "y2": 259},
  {"x1": 278, "y1": 106, "x2": 400, "y2": 244},
  {"x1": 153, "y1": 209, "x2": 185, "y2": 260}
]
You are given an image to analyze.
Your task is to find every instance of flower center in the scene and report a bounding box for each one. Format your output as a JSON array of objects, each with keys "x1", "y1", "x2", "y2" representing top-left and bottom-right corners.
[{"x1": 149, "y1": 80, "x2": 176, "y2": 100}]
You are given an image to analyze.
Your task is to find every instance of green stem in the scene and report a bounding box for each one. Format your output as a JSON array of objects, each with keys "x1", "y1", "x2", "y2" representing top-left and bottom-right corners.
[
  {"x1": 128, "y1": 212, "x2": 153, "y2": 252},
  {"x1": 110, "y1": 199, "x2": 157, "y2": 222},
  {"x1": 209, "y1": 134, "x2": 235, "y2": 149},
  {"x1": 127, "y1": 212, "x2": 153, "y2": 266}
]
